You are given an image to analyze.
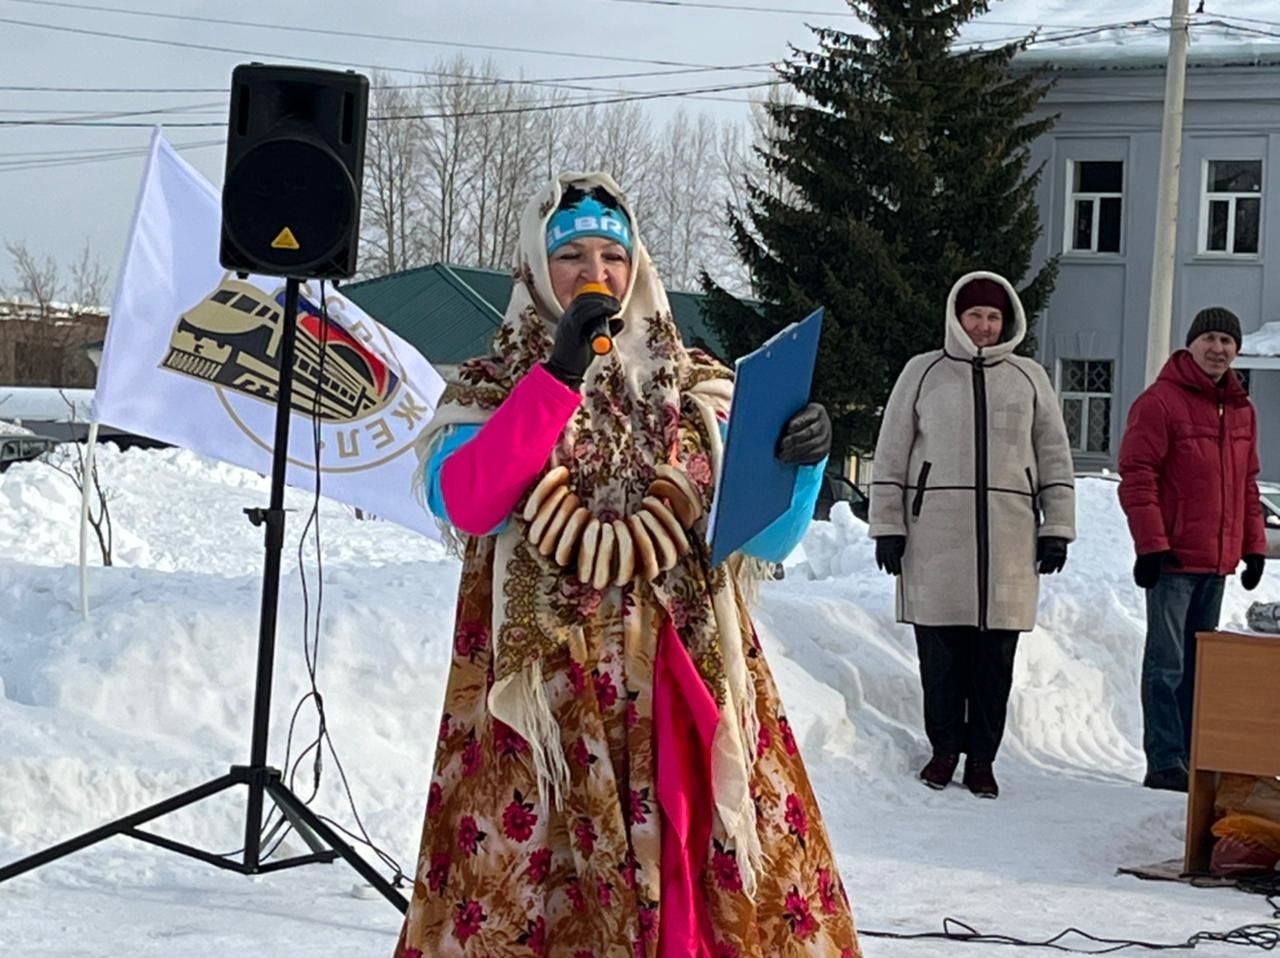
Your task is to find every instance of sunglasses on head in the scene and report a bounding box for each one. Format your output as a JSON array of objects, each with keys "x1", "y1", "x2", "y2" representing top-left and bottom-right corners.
[{"x1": 557, "y1": 183, "x2": 627, "y2": 218}]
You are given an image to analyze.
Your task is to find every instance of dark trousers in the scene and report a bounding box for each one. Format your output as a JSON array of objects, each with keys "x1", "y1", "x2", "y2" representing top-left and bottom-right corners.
[
  {"x1": 1141, "y1": 573, "x2": 1225, "y2": 774},
  {"x1": 914, "y1": 626, "x2": 1020, "y2": 761}
]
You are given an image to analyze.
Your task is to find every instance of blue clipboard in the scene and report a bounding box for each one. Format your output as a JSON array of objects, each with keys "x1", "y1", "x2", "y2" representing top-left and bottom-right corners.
[{"x1": 707, "y1": 307, "x2": 824, "y2": 566}]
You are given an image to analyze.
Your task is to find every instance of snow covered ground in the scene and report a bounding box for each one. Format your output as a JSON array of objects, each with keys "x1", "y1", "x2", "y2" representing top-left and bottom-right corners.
[{"x1": 1, "y1": 447, "x2": 1277, "y2": 956}]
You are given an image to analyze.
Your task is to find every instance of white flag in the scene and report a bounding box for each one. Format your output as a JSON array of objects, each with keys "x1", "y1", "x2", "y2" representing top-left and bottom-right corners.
[{"x1": 94, "y1": 129, "x2": 446, "y2": 539}]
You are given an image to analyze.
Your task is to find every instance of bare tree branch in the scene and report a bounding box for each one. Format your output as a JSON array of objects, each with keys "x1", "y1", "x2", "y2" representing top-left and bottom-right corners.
[
  {"x1": 69, "y1": 239, "x2": 110, "y2": 308},
  {"x1": 6, "y1": 240, "x2": 61, "y2": 317},
  {"x1": 45, "y1": 390, "x2": 113, "y2": 566}
]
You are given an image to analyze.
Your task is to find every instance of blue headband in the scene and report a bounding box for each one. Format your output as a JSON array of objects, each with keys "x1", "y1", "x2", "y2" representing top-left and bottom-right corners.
[{"x1": 546, "y1": 195, "x2": 633, "y2": 255}]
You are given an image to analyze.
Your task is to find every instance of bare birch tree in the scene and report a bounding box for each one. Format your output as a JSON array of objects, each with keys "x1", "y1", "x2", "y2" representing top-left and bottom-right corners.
[
  {"x1": 68, "y1": 239, "x2": 110, "y2": 308},
  {"x1": 6, "y1": 240, "x2": 61, "y2": 317},
  {"x1": 360, "y1": 74, "x2": 433, "y2": 277},
  {"x1": 421, "y1": 56, "x2": 487, "y2": 264},
  {"x1": 639, "y1": 110, "x2": 727, "y2": 292}
]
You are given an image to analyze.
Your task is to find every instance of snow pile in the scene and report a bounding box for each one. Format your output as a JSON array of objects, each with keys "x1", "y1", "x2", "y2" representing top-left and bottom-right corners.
[
  {"x1": 0, "y1": 450, "x2": 1276, "y2": 956},
  {"x1": 1243, "y1": 320, "x2": 1280, "y2": 358},
  {"x1": 0, "y1": 420, "x2": 35, "y2": 436}
]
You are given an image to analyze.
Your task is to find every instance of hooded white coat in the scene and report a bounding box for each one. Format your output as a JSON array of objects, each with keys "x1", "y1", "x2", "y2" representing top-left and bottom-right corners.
[{"x1": 868, "y1": 271, "x2": 1076, "y2": 632}]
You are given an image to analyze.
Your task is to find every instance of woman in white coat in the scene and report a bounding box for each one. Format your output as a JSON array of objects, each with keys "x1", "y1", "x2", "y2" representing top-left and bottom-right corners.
[{"x1": 868, "y1": 272, "x2": 1076, "y2": 799}]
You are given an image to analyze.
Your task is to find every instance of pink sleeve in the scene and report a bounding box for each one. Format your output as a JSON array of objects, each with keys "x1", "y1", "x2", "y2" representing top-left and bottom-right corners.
[{"x1": 439, "y1": 364, "x2": 582, "y2": 535}]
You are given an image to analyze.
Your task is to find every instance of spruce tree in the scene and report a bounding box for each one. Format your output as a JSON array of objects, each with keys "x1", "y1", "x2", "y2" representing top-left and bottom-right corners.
[{"x1": 703, "y1": 1, "x2": 1058, "y2": 460}]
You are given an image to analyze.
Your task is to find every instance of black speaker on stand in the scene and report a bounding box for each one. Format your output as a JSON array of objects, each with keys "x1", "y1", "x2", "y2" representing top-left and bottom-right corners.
[
  {"x1": 221, "y1": 63, "x2": 367, "y2": 279},
  {"x1": 0, "y1": 65, "x2": 407, "y2": 914}
]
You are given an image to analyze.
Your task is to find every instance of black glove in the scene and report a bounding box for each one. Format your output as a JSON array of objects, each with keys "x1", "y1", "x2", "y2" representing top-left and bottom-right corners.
[
  {"x1": 1134, "y1": 550, "x2": 1179, "y2": 590},
  {"x1": 1242, "y1": 553, "x2": 1266, "y2": 591},
  {"x1": 777, "y1": 403, "x2": 832, "y2": 465},
  {"x1": 875, "y1": 535, "x2": 905, "y2": 576},
  {"x1": 542, "y1": 290, "x2": 620, "y2": 389},
  {"x1": 1037, "y1": 536, "x2": 1069, "y2": 575}
]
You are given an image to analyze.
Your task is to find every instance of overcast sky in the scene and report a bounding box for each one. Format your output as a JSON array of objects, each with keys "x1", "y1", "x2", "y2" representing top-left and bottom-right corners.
[{"x1": 0, "y1": 0, "x2": 1270, "y2": 298}]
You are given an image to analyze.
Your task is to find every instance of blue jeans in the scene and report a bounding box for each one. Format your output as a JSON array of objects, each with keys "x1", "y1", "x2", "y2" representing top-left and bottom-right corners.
[{"x1": 1141, "y1": 573, "x2": 1225, "y2": 774}]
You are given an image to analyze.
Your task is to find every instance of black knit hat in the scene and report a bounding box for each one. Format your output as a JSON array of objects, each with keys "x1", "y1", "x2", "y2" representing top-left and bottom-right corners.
[{"x1": 1186, "y1": 306, "x2": 1242, "y2": 349}]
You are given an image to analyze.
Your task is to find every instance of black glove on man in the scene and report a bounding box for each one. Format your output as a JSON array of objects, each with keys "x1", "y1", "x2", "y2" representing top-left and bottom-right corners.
[
  {"x1": 542, "y1": 291, "x2": 621, "y2": 389},
  {"x1": 1133, "y1": 550, "x2": 1179, "y2": 590},
  {"x1": 875, "y1": 535, "x2": 905, "y2": 576},
  {"x1": 1037, "y1": 536, "x2": 1069, "y2": 575},
  {"x1": 1242, "y1": 553, "x2": 1266, "y2": 591},
  {"x1": 777, "y1": 403, "x2": 832, "y2": 465}
]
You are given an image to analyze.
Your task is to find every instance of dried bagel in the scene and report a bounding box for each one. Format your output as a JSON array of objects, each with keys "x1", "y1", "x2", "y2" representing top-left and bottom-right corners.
[
  {"x1": 646, "y1": 477, "x2": 698, "y2": 529},
  {"x1": 653, "y1": 464, "x2": 704, "y2": 523},
  {"x1": 611, "y1": 518, "x2": 635, "y2": 586},
  {"x1": 592, "y1": 522, "x2": 616, "y2": 591},
  {"x1": 627, "y1": 513, "x2": 662, "y2": 582},
  {"x1": 538, "y1": 493, "x2": 580, "y2": 557},
  {"x1": 527, "y1": 485, "x2": 569, "y2": 547},
  {"x1": 523, "y1": 466, "x2": 570, "y2": 522},
  {"x1": 636, "y1": 508, "x2": 679, "y2": 572},
  {"x1": 556, "y1": 506, "x2": 591, "y2": 567},
  {"x1": 578, "y1": 519, "x2": 601, "y2": 584},
  {"x1": 641, "y1": 496, "x2": 690, "y2": 556}
]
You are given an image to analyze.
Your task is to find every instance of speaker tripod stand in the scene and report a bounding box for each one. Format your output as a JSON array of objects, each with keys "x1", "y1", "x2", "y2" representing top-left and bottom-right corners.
[{"x1": 0, "y1": 278, "x2": 407, "y2": 913}]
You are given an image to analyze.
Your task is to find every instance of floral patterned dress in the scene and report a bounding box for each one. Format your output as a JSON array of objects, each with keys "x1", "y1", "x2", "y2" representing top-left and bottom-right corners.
[{"x1": 394, "y1": 535, "x2": 862, "y2": 958}]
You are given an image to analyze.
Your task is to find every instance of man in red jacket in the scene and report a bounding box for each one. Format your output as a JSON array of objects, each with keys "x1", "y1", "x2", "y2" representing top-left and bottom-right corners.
[{"x1": 1119, "y1": 307, "x2": 1267, "y2": 793}]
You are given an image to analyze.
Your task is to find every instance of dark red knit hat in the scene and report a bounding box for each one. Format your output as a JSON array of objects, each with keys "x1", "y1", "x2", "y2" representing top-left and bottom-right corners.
[{"x1": 955, "y1": 278, "x2": 1012, "y2": 319}]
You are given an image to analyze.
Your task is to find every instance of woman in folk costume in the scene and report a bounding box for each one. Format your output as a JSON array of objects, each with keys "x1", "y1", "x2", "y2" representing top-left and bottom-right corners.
[{"x1": 396, "y1": 172, "x2": 862, "y2": 958}]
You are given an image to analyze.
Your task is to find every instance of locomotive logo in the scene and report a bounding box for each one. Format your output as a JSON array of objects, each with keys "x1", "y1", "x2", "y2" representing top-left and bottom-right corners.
[{"x1": 161, "y1": 274, "x2": 427, "y2": 472}]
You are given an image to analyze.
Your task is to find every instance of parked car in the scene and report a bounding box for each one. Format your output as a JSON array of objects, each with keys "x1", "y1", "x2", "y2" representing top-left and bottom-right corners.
[
  {"x1": 0, "y1": 434, "x2": 59, "y2": 472},
  {"x1": 1079, "y1": 471, "x2": 1280, "y2": 561},
  {"x1": 814, "y1": 469, "x2": 869, "y2": 522}
]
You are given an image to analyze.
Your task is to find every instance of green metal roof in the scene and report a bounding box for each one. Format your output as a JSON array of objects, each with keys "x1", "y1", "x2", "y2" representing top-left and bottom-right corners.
[
  {"x1": 344, "y1": 263, "x2": 730, "y2": 365},
  {"x1": 342, "y1": 264, "x2": 504, "y2": 365}
]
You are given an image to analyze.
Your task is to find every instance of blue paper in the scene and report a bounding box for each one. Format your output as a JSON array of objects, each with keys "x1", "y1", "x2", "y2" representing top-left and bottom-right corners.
[{"x1": 708, "y1": 307, "x2": 825, "y2": 566}]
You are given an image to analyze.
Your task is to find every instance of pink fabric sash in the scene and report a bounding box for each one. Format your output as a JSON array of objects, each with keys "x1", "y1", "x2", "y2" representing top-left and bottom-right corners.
[{"x1": 654, "y1": 617, "x2": 720, "y2": 958}]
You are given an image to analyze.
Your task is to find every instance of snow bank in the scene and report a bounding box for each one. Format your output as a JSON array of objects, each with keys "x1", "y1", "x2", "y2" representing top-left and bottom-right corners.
[
  {"x1": 0, "y1": 451, "x2": 1274, "y2": 956},
  {"x1": 1243, "y1": 320, "x2": 1280, "y2": 358}
]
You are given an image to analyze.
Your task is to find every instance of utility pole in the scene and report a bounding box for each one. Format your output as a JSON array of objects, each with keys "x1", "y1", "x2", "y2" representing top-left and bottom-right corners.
[{"x1": 1144, "y1": 0, "x2": 1192, "y2": 384}]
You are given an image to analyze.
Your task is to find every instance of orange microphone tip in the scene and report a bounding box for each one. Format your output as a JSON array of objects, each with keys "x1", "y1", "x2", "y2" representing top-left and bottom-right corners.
[{"x1": 576, "y1": 282, "x2": 613, "y2": 297}]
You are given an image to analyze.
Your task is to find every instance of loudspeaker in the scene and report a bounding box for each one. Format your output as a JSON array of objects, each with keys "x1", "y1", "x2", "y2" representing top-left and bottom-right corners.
[{"x1": 220, "y1": 64, "x2": 369, "y2": 280}]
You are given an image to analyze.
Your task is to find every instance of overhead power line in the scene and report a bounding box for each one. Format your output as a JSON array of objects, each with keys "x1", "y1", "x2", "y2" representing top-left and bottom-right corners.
[
  {"x1": 0, "y1": 79, "x2": 782, "y2": 129},
  {"x1": 1203, "y1": 19, "x2": 1280, "y2": 41},
  {"x1": 0, "y1": 17, "x2": 1184, "y2": 130},
  {"x1": 0, "y1": 1, "x2": 767, "y2": 72},
  {"x1": 0, "y1": 139, "x2": 223, "y2": 173},
  {"x1": 0, "y1": 62, "x2": 776, "y2": 97},
  {"x1": 584, "y1": 0, "x2": 1093, "y2": 27},
  {"x1": 0, "y1": 102, "x2": 222, "y2": 126},
  {"x1": 1203, "y1": 10, "x2": 1280, "y2": 30}
]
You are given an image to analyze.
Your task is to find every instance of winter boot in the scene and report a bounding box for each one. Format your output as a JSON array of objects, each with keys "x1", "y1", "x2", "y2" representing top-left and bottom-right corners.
[
  {"x1": 919, "y1": 752, "x2": 960, "y2": 790},
  {"x1": 963, "y1": 757, "x2": 999, "y2": 799}
]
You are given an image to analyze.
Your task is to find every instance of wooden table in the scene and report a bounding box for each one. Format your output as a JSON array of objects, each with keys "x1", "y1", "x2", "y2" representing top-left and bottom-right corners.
[{"x1": 1184, "y1": 630, "x2": 1280, "y2": 875}]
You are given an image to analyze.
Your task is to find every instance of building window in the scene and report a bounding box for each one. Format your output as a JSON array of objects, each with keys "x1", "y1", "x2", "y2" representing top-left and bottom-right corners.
[
  {"x1": 1067, "y1": 160, "x2": 1123, "y2": 253},
  {"x1": 1201, "y1": 160, "x2": 1263, "y2": 255},
  {"x1": 1059, "y1": 359, "x2": 1113, "y2": 455}
]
